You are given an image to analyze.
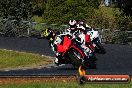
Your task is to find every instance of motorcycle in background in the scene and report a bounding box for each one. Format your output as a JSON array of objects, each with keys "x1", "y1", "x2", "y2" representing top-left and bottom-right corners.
[{"x1": 87, "y1": 28, "x2": 106, "y2": 54}]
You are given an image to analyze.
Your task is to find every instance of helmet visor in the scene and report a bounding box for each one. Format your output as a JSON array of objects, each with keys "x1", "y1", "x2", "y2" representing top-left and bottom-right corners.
[{"x1": 70, "y1": 25, "x2": 76, "y2": 30}]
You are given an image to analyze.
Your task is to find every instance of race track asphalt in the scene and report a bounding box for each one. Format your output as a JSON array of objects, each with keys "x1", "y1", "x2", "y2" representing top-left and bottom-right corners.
[{"x1": 0, "y1": 36, "x2": 132, "y2": 76}]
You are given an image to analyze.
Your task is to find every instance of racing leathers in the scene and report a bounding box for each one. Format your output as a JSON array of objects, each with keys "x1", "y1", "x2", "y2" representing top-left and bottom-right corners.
[
  {"x1": 64, "y1": 25, "x2": 94, "y2": 58},
  {"x1": 49, "y1": 34, "x2": 63, "y2": 65},
  {"x1": 49, "y1": 24, "x2": 94, "y2": 65},
  {"x1": 74, "y1": 31, "x2": 94, "y2": 57}
]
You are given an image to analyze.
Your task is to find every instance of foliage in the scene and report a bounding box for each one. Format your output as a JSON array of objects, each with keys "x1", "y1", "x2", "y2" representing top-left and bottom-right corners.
[
  {"x1": 32, "y1": 0, "x2": 47, "y2": 16},
  {"x1": 0, "y1": 19, "x2": 30, "y2": 37},
  {"x1": 0, "y1": 0, "x2": 100, "y2": 24},
  {"x1": 91, "y1": 6, "x2": 132, "y2": 44},
  {"x1": 0, "y1": 0, "x2": 33, "y2": 20},
  {"x1": 0, "y1": 0, "x2": 131, "y2": 44},
  {"x1": 115, "y1": 15, "x2": 132, "y2": 31},
  {"x1": 42, "y1": 0, "x2": 99, "y2": 24},
  {"x1": 87, "y1": 6, "x2": 121, "y2": 29},
  {"x1": 116, "y1": 0, "x2": 132, "y2": 16},
  {"x1": 102, "y1": 30, "x2": 129, "y2": 44}
]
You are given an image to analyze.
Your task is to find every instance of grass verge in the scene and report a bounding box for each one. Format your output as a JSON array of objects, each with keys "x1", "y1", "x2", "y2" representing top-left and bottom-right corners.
[
  {"x1": 0, "y1": 81, "x2": 131, "y2": 88},
  {"x1": 0, "y1": 49, "x2": 52, "y2": 70}
]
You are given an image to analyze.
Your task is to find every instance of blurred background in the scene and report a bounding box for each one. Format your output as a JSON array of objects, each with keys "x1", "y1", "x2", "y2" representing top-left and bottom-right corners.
[{"x1": 0, "y1": 0, "x2": 132, "y2": 45}]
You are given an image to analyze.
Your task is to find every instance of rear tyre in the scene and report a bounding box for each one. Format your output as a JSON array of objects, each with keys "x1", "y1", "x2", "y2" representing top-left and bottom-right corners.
[
  {"x1": 88, "y1": 60, "x2": 96, "y2": 69},
  {"x1": 84, "y1": 55, "x2": 97, "y2": 69},
  {"x1": 77, "y1": 76, "x2": 86, "y2": 84},
  {"x1": 95, "y1": 41, "x2": 106, "y2": 54}
]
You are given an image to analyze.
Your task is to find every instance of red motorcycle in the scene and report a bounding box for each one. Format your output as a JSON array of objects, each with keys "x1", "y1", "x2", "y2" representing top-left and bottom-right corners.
[{"x1": 56, "y1": 35, "x2": 96, "y2": 68}]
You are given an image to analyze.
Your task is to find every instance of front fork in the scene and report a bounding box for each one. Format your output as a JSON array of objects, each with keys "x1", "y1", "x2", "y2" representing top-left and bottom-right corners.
[{"x1": 92, "y1": 37, "x2": 100, "y2": 49}]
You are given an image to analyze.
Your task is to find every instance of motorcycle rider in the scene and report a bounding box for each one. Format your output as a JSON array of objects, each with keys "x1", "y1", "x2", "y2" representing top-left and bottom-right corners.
[
  {"x1": 42, "y1": 28, "x2": 63, "y2": 65},
  {"x1": 65, "y1": 19, "x2": 95, "y2": 55},
  {"x1": 66, "y1": 19, "x2": 92, "y2": 36},
  {"x1": 75, "y1": 20, "x2": 97, "y2": 67},
  {"x1": 42, "y1": 20, "x2": 79, "y2": 65},
  {"x1": 64, "y1": 19, "x2": 79, "y2": 38},
  {"x1": 77, "y1": 20, "x2": 92, "y2": 30},
  {"x1": 74, "y1": 28, "x2": 95, "y2": 57},
  {"x1": 42, "y1": 19, "x2": 95, "y2": 65}
]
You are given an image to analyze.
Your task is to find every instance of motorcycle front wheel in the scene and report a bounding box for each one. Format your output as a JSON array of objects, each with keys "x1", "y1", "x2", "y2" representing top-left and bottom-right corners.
[{"x1": 68, "y1": 49, "x2": 84, "y2": 69}]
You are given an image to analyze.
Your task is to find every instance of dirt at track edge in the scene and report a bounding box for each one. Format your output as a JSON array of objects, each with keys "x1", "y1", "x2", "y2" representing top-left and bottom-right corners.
[{"x1": 0, "y1": 75, "x2": 132, "y2": 84}]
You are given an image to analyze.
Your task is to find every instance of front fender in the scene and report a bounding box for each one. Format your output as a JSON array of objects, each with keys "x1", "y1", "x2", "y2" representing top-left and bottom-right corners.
[{"x1": 70, "y1": 44, "x2": 85, "y2": 59}]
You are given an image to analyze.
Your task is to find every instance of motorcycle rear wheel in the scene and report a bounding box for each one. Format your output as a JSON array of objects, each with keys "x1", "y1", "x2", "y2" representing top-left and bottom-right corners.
[
  {"x1": 84, "y1": 55, "x2": 97, "y2": 69},
  {"x1": 95, "y1": 41, "x2": 106, "y2": 54}
]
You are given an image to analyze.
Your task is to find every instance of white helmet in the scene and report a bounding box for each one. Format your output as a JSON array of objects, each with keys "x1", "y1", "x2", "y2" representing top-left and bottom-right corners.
[{"x1": 69, "y1": 19, "x2": 77, "y2": 30}]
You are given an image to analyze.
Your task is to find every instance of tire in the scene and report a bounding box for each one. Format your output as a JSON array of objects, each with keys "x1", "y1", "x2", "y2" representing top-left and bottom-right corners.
[
  {"x1": 68, "y1": 49, "x2": 83, "y2": 68},
  {"x1": 95, "y1": 41, "x2": 106, "y2": 54},
  {"x1": 77, "y1": 76, "x2": 86, "y2": 84},
  {"x1": 84, "y1": 55, "x2": 97, "y2": 69},
  {"x1": 88, "y1": 59, "x2": 96, "y2": 69}
]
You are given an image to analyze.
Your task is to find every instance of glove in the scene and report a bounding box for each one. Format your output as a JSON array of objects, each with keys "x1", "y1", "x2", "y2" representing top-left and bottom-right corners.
[
  {"x1": 89, "y1": 53, "x2": 93, "y2": 56},
  {"x1": 54, "y1": 57, "x2": 58, "y2": 63},
  {"x1": 66, "y1": 34, "x2": 72, "y2": 39}
]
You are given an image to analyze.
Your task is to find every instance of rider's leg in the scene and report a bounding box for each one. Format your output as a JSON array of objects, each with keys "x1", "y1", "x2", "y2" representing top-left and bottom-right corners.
[
  {"x1": 81, "y1": 44, "x2": 90, "y2": 57},
  {"x1": 54, "y1": 52, "x2": 63, "y2": 65}
]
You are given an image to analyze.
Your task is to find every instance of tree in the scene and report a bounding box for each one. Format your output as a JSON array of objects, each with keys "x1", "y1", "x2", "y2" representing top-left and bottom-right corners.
[
  {"x1": 116, "y1": 0, "x2": 132, "y2": 16},
  {"x1": 32, "y1": 0, "x2": 47, "y2": 16},
  {"x1": 42, "y1": 0, "x2": 99, "y2": 24},
  {"x1": 0, "y1": 0, "x2": 33, "y2": 20}
]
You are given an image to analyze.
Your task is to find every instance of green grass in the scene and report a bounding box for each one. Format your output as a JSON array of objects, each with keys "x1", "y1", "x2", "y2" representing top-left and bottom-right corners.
[
  {"x1": 0, "y1": 81, "x2": 132, "y2": 88},
  {"x1": 0, "y1": 49, "x2": 52, "y2": 69}
]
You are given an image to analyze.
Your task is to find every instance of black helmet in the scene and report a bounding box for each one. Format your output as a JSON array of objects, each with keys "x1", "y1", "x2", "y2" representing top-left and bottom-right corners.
[{"x1": 42, "y1": 28, "x2": 55, "y2": 40}]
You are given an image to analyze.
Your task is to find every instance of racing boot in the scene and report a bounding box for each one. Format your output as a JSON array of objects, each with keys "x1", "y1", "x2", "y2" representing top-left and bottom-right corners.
[
  {"x1": 89, "y1": 51, "x2": 97, "y2": 61},
  {"x1": 54, "y1": 57, "x2": 61, "y2": 66},
  {"x1": 88, "y1": 53, "x2": 97, "y2": 69},
  {"x1": 54, "y1": 53, "x2": 64, "y2": 66},
  {"x1": 84, "y1": 51, "x2": 97, "y2": 69}
]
